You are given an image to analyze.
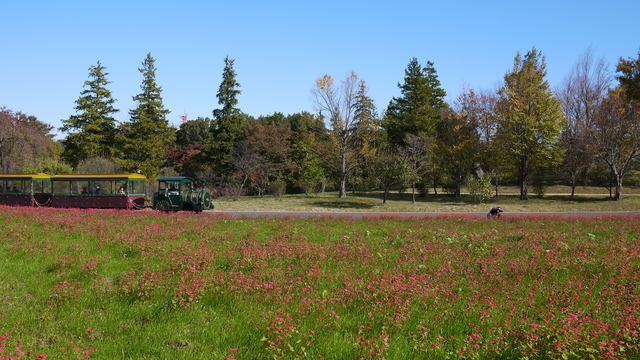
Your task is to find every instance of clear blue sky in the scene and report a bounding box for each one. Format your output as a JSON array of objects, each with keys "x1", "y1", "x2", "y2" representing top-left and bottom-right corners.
[{"x1": 2, "y1": 0, "x2": 638, "y2": 138}]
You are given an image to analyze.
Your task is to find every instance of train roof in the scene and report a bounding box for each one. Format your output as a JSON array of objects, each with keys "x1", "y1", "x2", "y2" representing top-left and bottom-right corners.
[
  {"x1": 157, "y1": 176, "x2": 194, "y2": 182},
  {"x1": 0, "y1": 173, "x2": 51, "y2": 180},
  {"x1": 51, "y1": 174, "x2": 147, "y2": 181}
]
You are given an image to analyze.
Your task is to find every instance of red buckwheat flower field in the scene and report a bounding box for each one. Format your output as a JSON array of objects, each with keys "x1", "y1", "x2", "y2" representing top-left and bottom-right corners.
[{"x1": 1, "y1": 206, "x2": 639, "y2": 359}]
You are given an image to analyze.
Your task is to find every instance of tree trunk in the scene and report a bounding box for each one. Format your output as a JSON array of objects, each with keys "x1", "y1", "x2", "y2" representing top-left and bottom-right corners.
[
  {"x1": 454, "y1": 176, "x2": 461, "y2": 199},
  {"x1": 339, "y1": 174, "x2": 347, "y2": 198},
  {"x1": 569, "y1": 184, "x2": 576, "y2": 200},
  {"x1": 339, "y1": 154, "x2": 347, "y2": 198},
  {"x1": 520, "y1": 178, "x2": 529, "y2": 200},
  {"x1": 383, "y1": 187, "x2": 388, "y2": 204},
  {"x1": 412, "y1": 184, "x2": 416, "y2": 204},
  {"x1": 614, "y1": 174, "x2": 623, "y2": 201}
]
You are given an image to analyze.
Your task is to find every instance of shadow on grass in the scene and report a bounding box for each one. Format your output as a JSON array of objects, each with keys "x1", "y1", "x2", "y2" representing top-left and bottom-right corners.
[
  {"x1": 310, "y1": 199, "x2": 377, "y2": 209},
  {"x1": 344, "y1": 191, "x2": 484, "y2": 205}
]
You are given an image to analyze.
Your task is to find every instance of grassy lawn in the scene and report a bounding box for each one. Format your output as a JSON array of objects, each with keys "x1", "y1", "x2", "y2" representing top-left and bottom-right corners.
[{"x1": 212, "y1": 185, "x2": 640, "y2": 213}]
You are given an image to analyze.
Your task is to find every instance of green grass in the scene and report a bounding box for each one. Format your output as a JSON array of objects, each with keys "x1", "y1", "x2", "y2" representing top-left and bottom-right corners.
[{"x1": 212, "y1": 185, "x2": 640, "y2": 213}]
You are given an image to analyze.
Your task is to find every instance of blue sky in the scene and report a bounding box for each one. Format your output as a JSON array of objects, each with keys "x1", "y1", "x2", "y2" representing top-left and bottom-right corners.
[{"x1": 2, "y1": 0, "x2": 639, "y2": 138}]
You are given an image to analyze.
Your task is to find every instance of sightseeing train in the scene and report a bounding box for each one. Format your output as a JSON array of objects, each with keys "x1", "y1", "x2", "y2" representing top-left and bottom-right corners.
[{"x1": 0, "y1": 173, "x2": 213, "y2": 212}]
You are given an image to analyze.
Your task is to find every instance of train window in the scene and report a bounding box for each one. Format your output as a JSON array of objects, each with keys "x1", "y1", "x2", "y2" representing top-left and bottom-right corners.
[
  {"x1": 34, "y1": 181, "x2": 51, "y2": 194},
  {"x1": 53, "y1": 181, "x2": 72, "y2": 194},
  {"x1": 129, "y1": 181, "x2": 144, "y2": 195},
  {"x1": 5, "y1": 180, "x2": 26, "y2": 193}
]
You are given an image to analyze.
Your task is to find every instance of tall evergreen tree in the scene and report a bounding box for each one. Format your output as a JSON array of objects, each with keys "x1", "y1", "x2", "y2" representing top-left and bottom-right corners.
[
  {"x1": 213, "y1": 56, "x2": 241, "y2": 121},
  {"x1": 494, "y1": 48, "x2": 565, "y2": 200},
  {"x1": 118, "y1": 53, "x2": 175, "y2": 178},
  {"x1": 206, "y1": 57, "x2": 247, "y2": 174},
  {"x1": 383, "y1": 58, "x2": 447, "y2": 147},
  {"x1": 60, "y1": 61, "x2": 119, "y2": 167}
]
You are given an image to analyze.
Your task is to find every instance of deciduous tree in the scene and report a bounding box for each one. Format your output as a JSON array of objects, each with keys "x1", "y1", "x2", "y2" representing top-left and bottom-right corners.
[
  {"x1": 0, "y1": 107, "x2": 59, "y2": 173},
  {"x1": 588, "y1": 87, "x2": 640, "y2": 200},
  {"x1": 310, "y1": 72, "x2": 375, "y2": 198},
  {"x1": 398, "y1": 134, "x2": 431, "y2": 203},
  {"x1": 616, "y1": 48, "x2": 640, "y2": 102},
  {"x1": 436, "y1": 88, "x2": 483, "y2": 198},
  {"x1": 494, "y1": 48, "x2": 565, "y2": 200},
  {"x1": 244, "y1": 117, "x2": 293, "y2": 192},
  {"x1": 556, "y1": 48, "x2": 610, "y2": 198},
  {"x1": 289, "y1": 112, "x2": 325, "y2": 195},
  {"x1": 370, "y1": 147, "x2": 408, "y2": 204},
  {"x1": 169, "y1": 117, "x2": 215, "y2": 176}
]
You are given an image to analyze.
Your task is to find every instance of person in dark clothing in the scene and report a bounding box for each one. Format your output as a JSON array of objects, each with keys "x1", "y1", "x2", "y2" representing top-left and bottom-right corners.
[{"x1": 487, "y1": 207, "x2": 503, "y2": 219}]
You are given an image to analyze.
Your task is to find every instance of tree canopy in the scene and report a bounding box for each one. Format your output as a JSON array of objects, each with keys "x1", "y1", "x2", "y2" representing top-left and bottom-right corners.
[
  {"x1": 494, "y1": 48, "x2": 565, "y2": 200},
  {"x1": 59, "y1": 61, "x2": 119, "y2": 167},
  {"x1": 118, "y1": 53, "x2": 175, "y2": 178},
  {"x1": 383, "y1": 58, "x2": 447, "y2": 147}
]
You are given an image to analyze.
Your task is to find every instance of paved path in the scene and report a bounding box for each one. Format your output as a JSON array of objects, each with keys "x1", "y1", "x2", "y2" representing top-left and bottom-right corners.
[{"x1": 209, "y1": 211, "x2": 640, "y2": 219}]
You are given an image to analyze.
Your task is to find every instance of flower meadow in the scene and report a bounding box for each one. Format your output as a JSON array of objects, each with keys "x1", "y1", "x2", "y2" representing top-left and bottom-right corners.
[{"x1": 0, "y1": 206, "x2": 639, "y2": 359}]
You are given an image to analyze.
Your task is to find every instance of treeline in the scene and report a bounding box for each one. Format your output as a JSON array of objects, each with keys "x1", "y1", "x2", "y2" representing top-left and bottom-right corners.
[{"x1": 3, "y1": 47, "x2": 640, "y2": 201}]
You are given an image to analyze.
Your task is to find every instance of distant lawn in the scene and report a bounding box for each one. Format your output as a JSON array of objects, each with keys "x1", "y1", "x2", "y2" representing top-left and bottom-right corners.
[{"x1": 212, "y1": 185, "x2": 640, "y2": 213}]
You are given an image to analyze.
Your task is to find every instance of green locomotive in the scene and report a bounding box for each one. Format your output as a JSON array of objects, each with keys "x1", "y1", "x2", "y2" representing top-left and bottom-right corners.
[{"x1": 152, "y1": 176, "x2": 213, "y2": 212}]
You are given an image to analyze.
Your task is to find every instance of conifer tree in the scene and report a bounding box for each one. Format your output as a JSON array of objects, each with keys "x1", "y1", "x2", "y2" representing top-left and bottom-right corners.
[
  {"x1": 206, "y1": 57, "x2": 247, "y2": 174},
  {"x1": 384, "y1": 58, "x2": 447, "y2": 147},
  {"x1": 60, "y1": 61, "x2": 119, "y2": 167},
  {"x1": 118, "y1": 53, "x2": 175, "y2": 178}
]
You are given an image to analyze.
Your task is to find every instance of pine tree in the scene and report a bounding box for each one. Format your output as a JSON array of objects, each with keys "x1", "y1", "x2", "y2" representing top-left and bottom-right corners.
[
  {"x1": 494, "y1": 48, "x2": 565, "y2": 200},
  {"x1": 384, "y1": 58, "x2": 447, "y2": 147},
  {"x1": 213, "y1": 56, "x2": 241, "y2": 120},
  {"x1": 206, "y1": 57, "x2": 247, "y2": 174},
  {"x1": 60, "y1": 61, "x2": 119, "y2": 167},
  {"x1": 118, "y1": 53, "x2": 175, "y2": 178}
]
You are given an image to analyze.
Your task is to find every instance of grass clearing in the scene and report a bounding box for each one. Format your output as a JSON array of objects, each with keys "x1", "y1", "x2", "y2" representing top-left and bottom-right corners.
[{"x1": 212, "y1": 185, "x2": 640, "y2": 213}]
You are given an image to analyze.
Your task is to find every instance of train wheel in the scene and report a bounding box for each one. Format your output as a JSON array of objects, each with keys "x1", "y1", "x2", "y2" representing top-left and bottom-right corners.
[
  {"x1": 156, "y1": 200, "x2": 170, "y2": 212},
  {"x1": 182, "y1": 203, "x2": 194, "y2": 212}
]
